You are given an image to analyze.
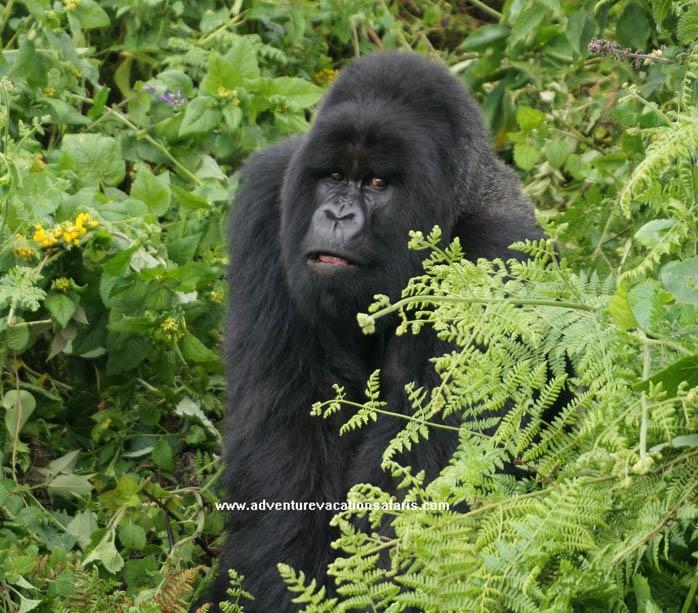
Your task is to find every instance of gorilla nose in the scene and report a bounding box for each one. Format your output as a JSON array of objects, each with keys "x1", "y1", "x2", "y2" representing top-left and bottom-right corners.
[{"x1": 313, "y1": 202, "x2": 365, "y2": 241}]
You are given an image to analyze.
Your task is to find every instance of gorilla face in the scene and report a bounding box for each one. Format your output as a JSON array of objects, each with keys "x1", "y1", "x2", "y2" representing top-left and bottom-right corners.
[{"x1": 280, "y1": 100, "x2": 453, "y2": 325}]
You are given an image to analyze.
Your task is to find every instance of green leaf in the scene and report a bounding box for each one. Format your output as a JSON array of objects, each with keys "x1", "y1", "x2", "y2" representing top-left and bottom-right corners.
[
  {"x1": 3, "y1": 390, "x2": 36, "y2": 435},
  {"x1": 45, "y1": 293, "x2": 78, "y2": 328},
  {"x1": 83, "y1": 531, "x2": 124, "y2": 573},
  {"x1": 180, "y1": 332, "x2": 218, "y2": 363},
  {"x1": 62, "y1": 134, "x2": 125, "y2": 187},
  {"x1": 222, "y1": 105, "x2": 243, "y2": 132},
  {"x1": 71, "y1": 0, "x2": 110, "y2": 29},
  {"x1": 179, "y1": 96, "x2": 222, "y2": 137},
  {"x1": 201, "y1": 40, "x2": 260, "y2": 96},
  {"x1": 635, "y1": 355, "x2": 698, "y2": 397},
  {"x1": 262, "y1": 77, "x2": 323, "y2": 110},
  {"x1": 544, "y1": 140, "x2": 570, "y2": 169},
  {"x1": 516, "y1": 106, "x2": 545, "y2": 131},
  {"x1": 66, "y1": 510, "x2": 99, "y2": 550},
  {"x1": 661, "y1": 257, "x2": 698, "y2": 306},
  {"x1": 634, "y1": 219, "x2": 676, "y2": 249},
  {"x1": 131, "y1": 167, "x2": 171, "y2": 216},
  {"x1": 458, "y1": 24, "x2": 509, "y2": 51},
  {"x1": 47, "y1": 473, "x2": 94, "y2": 498},
  {"x1": 513, "y1": 142, "x2": 542, "y2": 171},
  {"x1": 42, "y1": 98, "x2": 90, "y2": 125},
  {"x1": 152, "y1": 438, "x2": 174, "y2": 471},
  {"x1": 616, "y1": 2, "x2": 651, "y2": 49},
  {"x1": 678, "y1": 4, "x2": 698, "y2": 44},
  {"x1": 509, "y1": 1, "x2": 549, "y2": 55},
  {"x1": 119, "y1": 523, "x2": 147, "y2": 550},
  {"x1": 6, "y1": 317, "x2": 30, "y2": 351}
]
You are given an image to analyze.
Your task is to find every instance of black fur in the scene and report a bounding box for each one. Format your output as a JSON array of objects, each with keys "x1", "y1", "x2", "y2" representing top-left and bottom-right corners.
[{"x1": 205, "y1": 52, "x2": 540, "y2": 611}]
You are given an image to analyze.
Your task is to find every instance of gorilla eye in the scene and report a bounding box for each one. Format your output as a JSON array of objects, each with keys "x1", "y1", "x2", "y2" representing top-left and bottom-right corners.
[
  {"x1": 367, "y1": 176, "x2": 387, "y2": 189},
  {"x1": 329, "y1": 171, "x2": 344, "y2": 182}
]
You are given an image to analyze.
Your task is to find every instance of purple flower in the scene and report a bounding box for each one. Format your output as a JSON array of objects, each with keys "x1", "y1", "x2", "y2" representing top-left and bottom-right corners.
[{"x1": 160, "y1": 90, "x2": 187, "y2": 108}]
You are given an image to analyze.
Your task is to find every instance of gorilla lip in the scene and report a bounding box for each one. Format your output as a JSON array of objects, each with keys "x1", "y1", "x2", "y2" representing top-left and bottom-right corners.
[{"x1": 308, "y1": 253, "x2": 353, "y2": 267}]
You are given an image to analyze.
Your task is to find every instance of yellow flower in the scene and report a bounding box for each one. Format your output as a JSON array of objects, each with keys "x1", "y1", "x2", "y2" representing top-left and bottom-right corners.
[
  {"x1": 64, "y1": 0, "x2": 79, "y2": 11},
  {"x1": 217, "y1": 85, "x2": 240, "y2": 105},
  {"x1": 13, "y1": 246, "x2": 36, "y2": 260},
  {"x1": 314, "y1": 68, "x2": 338, "y2": 87},
  {"x1": 33, "y1": 224, "x2": 59, "y2": 249},
  {"x1": 52, "y1": 277, "x2": 71, "y2": 292}
]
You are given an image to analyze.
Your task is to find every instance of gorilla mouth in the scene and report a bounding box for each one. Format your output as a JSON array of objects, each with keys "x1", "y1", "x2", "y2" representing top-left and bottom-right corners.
[{"x1": 308, "y1": 252, "x2": 354, "y2": 267}]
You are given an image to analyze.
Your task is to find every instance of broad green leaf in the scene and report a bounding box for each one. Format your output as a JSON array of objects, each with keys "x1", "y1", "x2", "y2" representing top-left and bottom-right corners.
[
  {"x1": 3, "y1": 390, "x2": 36, "y2": 435},
  {"x1": 71, "y1": 0, "x2": 110, "y2": 29},
  {"x1": 66, "y1": 510, "x2": 99, "y2": 550},
  {"x1": 7, "y1": 317, "x2": 30, "y2": 351},
  {"x1": 45, "y1": 293, "x2": 77, "y2": 328},
  {"x1": 47, "y1": 473, "x2": 94, "y2": 498},
  {"x1": 458, "y1": 24, "x2": 509, "y2": 51},
  {"x1": 119, "y1": 523, "x2": 147, "y2": 550},
  {"x1": 616, "y1": 2, "x2": 651, "y2": 49},
  {"x1": 635, "y1": 355, "x2": 698, "y2": 396},
  {"x1": 661, "y1": 257, "x2": 698, "y2": 306},
  {"x1": 513, "y1": 142, "x2": 542, "y2": 171},
  {"x1": 202, "y1": 40, "x2": 260, "y2": 96},
  {"x1": 47, "y1": 450, "x2": 81, "y2": 475},
  {"x1": 222, "y1": 105, "x2": 243, "y2": 132},
  {"x1": 83, "y1": 531, "x2": 124, "y2": 573},
  {"x1": 509, "y1": 1, "x2": 549, "y2": 55},
  {"x1": 62, "y1": 134, "x2": 125, "y2": 187},
  {"x1": 179, "y1": 96, "x2": 222, "y2": 137},
  {"x1": 152, "y1": 438, "x2": 174, "y2": 471},
  {"x1": 42, "y1": 97, "x2": 90, "y2": 125},
  {"x1": 131, "y1": 167, "x2": 171, "y2": 216},
  {"x1": 634, "y1": 219, "x2": 676, "y2": 248},
  {"x1": 180, "y1": 332, "x2": 218, "y2": 363},
  {"x1": 544, "y1": 140, "x2": 570, "y2": 169},
  {"x1": 263, "y1": 77, "x2": 322, "y2": 110},
  {"x1": 516, "y1": 106, "x2": 546, "y2": 131}
]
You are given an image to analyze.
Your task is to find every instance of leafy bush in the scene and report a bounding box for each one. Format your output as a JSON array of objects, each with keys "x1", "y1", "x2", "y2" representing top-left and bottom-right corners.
[{"x1": 0, "y1": 0, "x2": 696, "y2": 611}]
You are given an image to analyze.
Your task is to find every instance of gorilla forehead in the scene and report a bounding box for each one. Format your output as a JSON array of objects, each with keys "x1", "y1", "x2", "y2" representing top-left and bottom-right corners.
[{"x1": 303, "y1": 101, "x2": 445, "y2": 177}]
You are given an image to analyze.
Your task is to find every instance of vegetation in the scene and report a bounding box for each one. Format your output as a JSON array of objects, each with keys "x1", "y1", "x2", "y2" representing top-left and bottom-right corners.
[{"x1": 0, "y1": 0, "x2": 695, "y2": 611}]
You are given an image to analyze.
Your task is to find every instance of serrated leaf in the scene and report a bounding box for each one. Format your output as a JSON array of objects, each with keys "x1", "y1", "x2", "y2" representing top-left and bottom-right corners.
[
  {"x1": 180, "y1": 332, "x2": 218, "y2": 363},
  {"x1": 45, "y1": 293, "x2": 77, "y2": 328},
  {"x1": 516, "y1": 106, "x2": 545, "y2": 131},
  {"x1": 513, "y1": 142, "x2": 541, "y2": 171},
  {"x1": 544, "y1": 140, "x2": 569, "y2": 169},
  {"x1": 201, "y1": 40, "x2": 260, "y2": 96},
  {"x1": 66, "y1": 510, "x2": 99, "y2": 550},
  {"x1": 266, "y1": 77, "x2": 322, "y2": 110},
  {"x1": 152, "y1": 438, "x2": 174, "y2": 471},
  {"x1": 47, "y1": 450, "x2": 81, "y2": 476},
  {"x1": 62, "y1": 134, "x2": 125, "y2": 187},
  {"x1": 119, "y1": 523, "x2": 147, "y2": 550},
  {"x1": 131, "y1": 167, "x2": 171, "y2": 216},
  {"x1": 178, "y1": 96, "x2": 222, "y2": 137},
  {"x1": 47, "y1": 473, "x2": 94, "y2": 498},
  {"x1": 83, "y1": 532, "x2": 124, "y2": 573}
]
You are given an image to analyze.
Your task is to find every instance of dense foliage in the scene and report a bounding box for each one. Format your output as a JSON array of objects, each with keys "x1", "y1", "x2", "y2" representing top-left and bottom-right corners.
[{"x1": 0, "y1": 0, "x2": 695, "y2": 611}]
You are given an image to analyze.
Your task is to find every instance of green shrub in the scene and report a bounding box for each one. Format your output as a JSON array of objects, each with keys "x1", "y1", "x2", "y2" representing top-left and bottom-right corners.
[{"x1": 0, "y1": 0, "x2": 695, "y2": 611}]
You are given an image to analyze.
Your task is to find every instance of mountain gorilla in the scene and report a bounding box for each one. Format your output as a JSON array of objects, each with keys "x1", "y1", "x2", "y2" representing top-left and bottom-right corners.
[{"x1": 205, "y1": 52, "x2": 540, "y2": 610}]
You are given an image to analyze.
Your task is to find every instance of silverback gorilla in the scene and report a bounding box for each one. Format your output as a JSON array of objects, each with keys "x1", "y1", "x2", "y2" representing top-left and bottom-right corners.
[{"x1": 206, "y1": 52, "x2": 540, "y2": 610}]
